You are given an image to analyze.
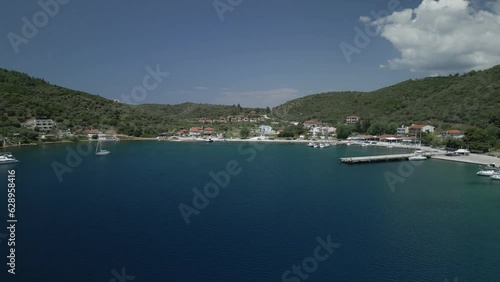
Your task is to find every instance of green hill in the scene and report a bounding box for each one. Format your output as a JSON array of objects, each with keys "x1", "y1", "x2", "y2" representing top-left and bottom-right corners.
[
  {"x1": 0, "y1": 68, "x2": 265, "y2": 138},
  {"x1": 2, "y1": 65, "x2": 500, "y2": 142},
  {"x1": 272, "y1": 65, "x2": 500, "y2": 127}
]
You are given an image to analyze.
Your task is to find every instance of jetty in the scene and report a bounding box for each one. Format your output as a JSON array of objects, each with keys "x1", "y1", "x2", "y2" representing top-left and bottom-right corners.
[{"x1": 340, "y1": 153, "x2": 432, "y2": 164}]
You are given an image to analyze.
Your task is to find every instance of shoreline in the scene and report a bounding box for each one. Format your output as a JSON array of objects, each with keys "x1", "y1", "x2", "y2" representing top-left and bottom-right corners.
[{"x1": 2, "y1": 137, "x2": 498, "y2": 167}]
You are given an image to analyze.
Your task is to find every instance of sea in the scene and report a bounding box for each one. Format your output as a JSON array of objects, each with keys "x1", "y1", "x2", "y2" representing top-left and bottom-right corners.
[{"x1": 1, "y1": 141, "x2": 500, "y2": 282}]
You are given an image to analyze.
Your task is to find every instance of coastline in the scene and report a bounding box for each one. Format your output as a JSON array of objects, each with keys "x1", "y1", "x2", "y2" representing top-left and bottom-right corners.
[{"x1": 2, "y1": 137, "x2": 499, "y2": 167}]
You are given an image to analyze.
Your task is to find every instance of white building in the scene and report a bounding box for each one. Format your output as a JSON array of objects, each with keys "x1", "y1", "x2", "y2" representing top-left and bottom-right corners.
[
  {"x1": 396, "y1": 126, "x2": 409, "y2": 136},
  {"x1": 24, "y1": 118, "x2": 57, "y2": 131},
  {"x1": 346, "y1": 116, "x2": 360, "y2": 124},
  {"x1": 409, "y1": 124, "x2": 435, "y2": 135},
  {"x1": 310, "y1": 126, "x2": 335, "y2": 137},
  {"x1": 258, "y1": 125, "x2": 275, "y2": 135}
]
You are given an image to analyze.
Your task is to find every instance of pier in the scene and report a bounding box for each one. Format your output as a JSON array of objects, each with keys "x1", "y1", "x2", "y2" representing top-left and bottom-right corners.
[{"x1": 340, "y1": 153, "x2": 432, "y2": 164}]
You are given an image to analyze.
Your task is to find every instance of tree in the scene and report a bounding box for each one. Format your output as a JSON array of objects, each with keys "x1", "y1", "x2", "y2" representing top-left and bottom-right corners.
[
  {"x1": 463, "y1": 127, "x2": 494, "y2": 152},
  {"x1": 240, "y1": 127, "x2": 250, "y2": 139},
  {"x1": 367, "y1": 122, "x2": 387, "y2": 135},
  {"x1": 336, "y1": 125, "x2": 352, "y2": 139},
  {"x1": 361, "y1": 119, "x2": 371, "y2": 133},
  {"x1": 354, "y1": 121, "x2": 362, "y2": 133}
]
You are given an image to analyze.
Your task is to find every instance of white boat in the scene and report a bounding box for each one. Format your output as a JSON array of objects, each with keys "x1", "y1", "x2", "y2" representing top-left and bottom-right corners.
[
  {"x1": 477, "y1": 170, "x2": 496, "y2": 176},
  {"x1": 490, "y1": 173, "x2": 500, "y2": 180},
  {"x1": 323, "y1": 143, "x2": 330, "y2": 148},
  {"x1": 319, "y1": 144, "x2": 325, "y2": 148},
  {"x1": 95, "y1": 140, "x2": 110, "y2": 156},
  {"x1": 307, "y1": 142, "x2": 314, "y2": 147},
  {"x1": 313, "y1": 143, "x2": 319, "y2": 148},
  {"x1": 361, "y1": 143, "x2": 370, "y2": 147},
  {"x1": 0, "y1": 153, "x2": 19, "y2": 164},
  {"x1": 387, "y1": 145, "x2": 393, "y2": 148},
  {"x1": 408, "y1": 153, "x2": 427, "y2": 161}
]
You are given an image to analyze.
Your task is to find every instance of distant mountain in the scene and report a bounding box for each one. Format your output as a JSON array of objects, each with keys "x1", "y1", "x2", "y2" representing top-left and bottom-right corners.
[
  {"x1": 272, "y1": 65, "x2": 500, "y2": 127},
  {"x1": 0, "y1": 68, "x2": 265, "y2": 137}
]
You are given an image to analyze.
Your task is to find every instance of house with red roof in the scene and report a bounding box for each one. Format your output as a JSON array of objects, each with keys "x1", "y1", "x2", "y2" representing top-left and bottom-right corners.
[
  {"x1": 409, "y1": 124, "x2": 435, "y2": 135},
  {"x1": 304, "y1": 119, "x2": 320, "y2": 128},
  {"x1": 441, "y1": 130, "x2": 464, "y2": 139},
  {"x1": 203, "y1": 127, "x2": 215, "y2": 136},
  {"x1": 346, "y1": 115, "x2": 360, "y2": 124},
  {"x1": 189, "y1": 127, "x2": 204, "y2": 137}
]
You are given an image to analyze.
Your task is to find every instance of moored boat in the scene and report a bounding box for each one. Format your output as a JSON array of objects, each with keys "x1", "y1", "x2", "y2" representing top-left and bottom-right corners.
[
  {"x1": 95, "y1": 140, "x2": 110, "y2": 156},
  {"x1": 408, "y1": 153, "x2": 427, "y2": 161},
  {"x1": 0, "y1": 153, "x2": 20, "y2": 164},
  {"x1": 477, "y1": 169, "x2": 496, "y2": 176},
  {"x1": 490, "y1": 173, "x2": 500, "y2": 180}
]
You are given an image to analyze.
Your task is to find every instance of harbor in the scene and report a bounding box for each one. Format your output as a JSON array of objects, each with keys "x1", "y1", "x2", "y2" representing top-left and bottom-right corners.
[{"x1": 340, "y1": 152, "x2": 433, "y2": 164}]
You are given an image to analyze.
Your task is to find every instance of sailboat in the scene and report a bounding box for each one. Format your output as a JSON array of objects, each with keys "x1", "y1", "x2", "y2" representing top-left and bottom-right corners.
[{"x1": 95, "y1": 140, "x2": 110, "y2": 156}]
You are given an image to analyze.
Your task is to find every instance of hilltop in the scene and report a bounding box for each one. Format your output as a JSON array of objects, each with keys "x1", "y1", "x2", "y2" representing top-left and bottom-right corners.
[
  {"x1": 0, "y1": 68, "x2": 266, "y2": 138},
  {"x1": 272, "y1": 65, "x2": 500, "y2": 127}
]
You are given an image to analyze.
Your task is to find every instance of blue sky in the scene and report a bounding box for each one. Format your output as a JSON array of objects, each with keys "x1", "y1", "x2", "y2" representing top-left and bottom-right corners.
[{"x1": 1, "y1": 0, "x2": 499, "y2": 107}]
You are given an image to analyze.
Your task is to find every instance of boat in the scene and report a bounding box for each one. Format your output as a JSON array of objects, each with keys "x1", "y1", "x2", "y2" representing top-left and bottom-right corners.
[
  {"x1": 0, "y1": 153, "x2": 19, "y2": 164},
  {"x1": 361, "y1": 143, "x2": 370, "y2": 147},
  {"x1": 323, "y1": 143, "x2": 330, "y2": 148},
  {"x1": 319, "y1": 144, "x2": 325, "y2": 148},
  {"x1": 408, "y1": 153, "x2": 427, "y2": 161},
  {"x1": 387, "y1": 145, "x2": 393, "y2": 149},
  {"x1": 307, "y1": 142, "x2": 314, "y2": 147},
  {"x1": 477, "y1": 169, "x2": 497, "y2": 176},
  {"x1": 313, "y1": 143, "x2": 319, "y2": 148},
  {"x1": 95, "y1": 140, "x2": 110, "y2": 156},
  {"x1": 490, "y1": 173, "x2": 500, "y2": 180},
  {"x1": 207, "y1": 138, "x2": 214, "y2": 143},
  {"x1": 408, "y1": 155, "x2": 427, "y2": 161}
]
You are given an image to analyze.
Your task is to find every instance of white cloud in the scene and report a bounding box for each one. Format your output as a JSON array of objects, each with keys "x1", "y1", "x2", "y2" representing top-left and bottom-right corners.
[
  {"x1": 193, "y1": 86, "x2": 209, "y2": 90},
  {"x1": 214, "y1": 88, "x2": 300, "y2": 108},
  {"x1": 371, "y1": 0, "x2": 500, "y2": 74},
  {"x1": 359, "y1": 16, "x2": 371, "y2": 23}
]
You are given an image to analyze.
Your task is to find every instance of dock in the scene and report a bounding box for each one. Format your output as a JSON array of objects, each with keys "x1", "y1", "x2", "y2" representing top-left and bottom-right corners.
[{"x1": 340, "y1": 153, "x2": 432, "y2": 164}]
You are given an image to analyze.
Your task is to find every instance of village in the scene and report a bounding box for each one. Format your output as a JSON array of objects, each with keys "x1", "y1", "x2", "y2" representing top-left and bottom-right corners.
[{"x1": 0, "y1": 113, "x2": 469, "y2": 149}]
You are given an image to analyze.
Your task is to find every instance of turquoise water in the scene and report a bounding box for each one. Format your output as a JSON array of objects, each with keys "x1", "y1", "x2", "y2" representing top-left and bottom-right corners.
[{"x1": 1, "y1": 141, "x2": 500, "y2": 281}]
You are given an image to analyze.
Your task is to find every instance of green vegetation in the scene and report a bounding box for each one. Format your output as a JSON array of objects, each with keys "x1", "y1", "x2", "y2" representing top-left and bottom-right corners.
[
  {"x1": 2, "y1": 65, "x2": 500, "y2": 150},
  {"x1": 336, "y1": 125, "x2": 352, "y2": 140},
  {"x1": 239, "y1": 127, "x2": 250, "y2": 139},
  {"x1": 272, "y1": 65, "x2": 500, "y2": 127},
  {"x1": 0, "y1": 68, "x2": 266, "y2": 139},
  {"x1": 277, "y1": 125, "x2": 305, "y2": 138}
]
